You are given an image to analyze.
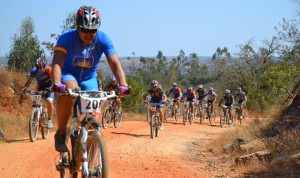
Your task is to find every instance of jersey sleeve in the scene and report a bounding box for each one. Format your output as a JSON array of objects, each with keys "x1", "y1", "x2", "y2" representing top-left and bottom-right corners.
[
  {"x1": 54, "y1": 30, "x2": 75, "y2": 54},
  {"x1": 29, "y1": 67, "x2": 37, "y2": 77},
  {"x1": 99, "y1": 32, "x2": 117, "y2": 57}
]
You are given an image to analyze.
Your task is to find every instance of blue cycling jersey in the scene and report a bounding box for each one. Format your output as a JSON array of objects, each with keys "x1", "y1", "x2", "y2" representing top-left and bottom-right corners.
[{"x1": 54, "y1": 29, "x2": 117, "y2": 82}]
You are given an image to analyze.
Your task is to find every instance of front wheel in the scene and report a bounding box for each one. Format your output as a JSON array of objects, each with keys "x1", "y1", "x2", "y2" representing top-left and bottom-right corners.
[
  {"x1": 102, "y1": 108, "x2": 112, "y2": 129},
  {"x1": 114, "y1": 108, "x2": 123, "y2": 128},
  {"x1": 41, "y1": 113, "x2": 50, "y2": 139},
  {"x1": 220, "y1": 112, "x2": 226, "y2": 128},
  {"x1": 150, "y1": 114, "x2": 155, "y2": 139},
  {"x1": 183, "y1": 109, "x2": 188, "y2": 126},
  {"x1": 86, "y1": 132, "x2": 109, "y2": 178},
  {"x1": 209, "y1": 110, "x2": 216, "y2": 125},
  {"x1": 29, "y1": 108, "x2": 39, "y2": 142},
  {"x1": 164, "y1": 106, "x2": 172, "y2": 121}
]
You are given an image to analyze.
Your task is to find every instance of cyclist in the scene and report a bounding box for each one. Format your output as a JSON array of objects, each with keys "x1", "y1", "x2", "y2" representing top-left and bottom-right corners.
[
  {"x1": 167, "y1": 83, "x2": 182, "y2": 114},
  {"x1": 181, "y1": 87, "x2": 196, "y2": 119},
  {"x1": 104, "y1": 75, "x2": 121, "y2": 112},
  {"x1": 144, "y1": 80, "x2": 167, "y2": 130},
  {"x1": 22, "y1": 57, "x2": 54, "y2": 129},
  {"x1": 218, "y1": 89, "x2": 235, "y2": 121},
  {"x1": 195, "y1": 84, "x2": 207, "y2": 108},
  {"x1": 235, "y1": 87, "x2": 247, "y2": 119},
  {"x1": 52, "y1": 6, "x2": 129, "y2": 153},
  {"x1": 205, "y1": 87, "x2": 217, "y2": 116}
]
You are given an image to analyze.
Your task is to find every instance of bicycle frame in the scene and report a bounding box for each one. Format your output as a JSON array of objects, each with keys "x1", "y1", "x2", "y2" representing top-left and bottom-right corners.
[
  {"x1": 149, "y1": 103, "x2": 161, "y2": 139},
  {"x1": 220, "y1": 105, "x2": 234, "y2": 128},
  {"x1": 58, "y1": 89, "x2": 115, "y2": 177},
  {"x1": 26, "y1": 90, "x2": 50, "y2": 141}
]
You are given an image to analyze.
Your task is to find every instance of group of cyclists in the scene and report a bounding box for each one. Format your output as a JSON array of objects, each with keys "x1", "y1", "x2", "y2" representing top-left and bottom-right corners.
[{"x1": 144, "y1": 80, "x2": 247, "y2": 128}]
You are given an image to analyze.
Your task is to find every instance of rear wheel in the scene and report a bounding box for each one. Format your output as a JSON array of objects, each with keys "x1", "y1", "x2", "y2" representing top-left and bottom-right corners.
[
  {"x1": 41, "y1": 113, "x2": 50, "y2": 139},
  {"x1": 113, "y1": 108, "x2": 122, "y2": 128},
  {"x1": 183, "y1": 109, "x2": 188, "y2": 126},
  {"x1": 29, "y1": 108, "x2": 39, "y2": 142},
  {"x1": 85, "y1": 132, "x2": 109, "y2": 178},
  {"x1": 102, "y1": 108, "x2": 112, "y2": 129}
]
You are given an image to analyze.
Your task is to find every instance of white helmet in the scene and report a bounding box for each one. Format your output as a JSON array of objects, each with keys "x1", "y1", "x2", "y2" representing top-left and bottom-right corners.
[{"x1": 198, "y1": 85, "x2": 203, "y2": 89}]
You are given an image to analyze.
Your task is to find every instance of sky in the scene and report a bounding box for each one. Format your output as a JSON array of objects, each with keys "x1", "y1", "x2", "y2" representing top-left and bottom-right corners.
[{"x1": 0, "y1": 0, "x2": 297, "y2": 58}]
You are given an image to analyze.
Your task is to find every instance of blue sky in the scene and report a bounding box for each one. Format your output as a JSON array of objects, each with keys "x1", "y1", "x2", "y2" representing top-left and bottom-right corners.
[{"x1": 0, "y1": 0, "x2": 296, "y2": 58}]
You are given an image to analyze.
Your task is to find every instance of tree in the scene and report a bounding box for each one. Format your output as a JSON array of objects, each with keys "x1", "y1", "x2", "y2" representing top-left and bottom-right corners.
[{"x1": 7, "y1": 16, "x2": 43, "y2": 72}]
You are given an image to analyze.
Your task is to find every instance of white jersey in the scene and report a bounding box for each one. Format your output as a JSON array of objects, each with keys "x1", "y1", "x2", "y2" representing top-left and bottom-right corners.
[{"x1": 206, "y1": 92, "x2": 217, "y2": 101}]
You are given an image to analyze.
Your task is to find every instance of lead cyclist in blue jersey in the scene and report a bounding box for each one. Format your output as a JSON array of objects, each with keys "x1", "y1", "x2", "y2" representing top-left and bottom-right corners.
[{"x1": 52, "y1": 5, "x2": 129, "y2": 152}]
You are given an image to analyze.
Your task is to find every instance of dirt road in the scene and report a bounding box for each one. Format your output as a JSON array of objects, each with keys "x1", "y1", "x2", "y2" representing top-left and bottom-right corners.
[{"x1": 0, "y1": 119, "x2": 242, "y2": 178}]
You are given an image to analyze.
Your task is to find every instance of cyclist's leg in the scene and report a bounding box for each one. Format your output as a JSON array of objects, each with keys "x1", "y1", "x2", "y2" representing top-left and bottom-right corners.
[
  {"x1": 55, "y1": 74, "x2": 78, "y2": 152},
  {"x1": 116, "y1": 97, "x2": 121, "y2": 109},
  {"x1": 158, "y1": 105, "x2": 164, "y2": 130},
  {"x1": 45, "y1": 92, "x2": 54, "y2": 128}
]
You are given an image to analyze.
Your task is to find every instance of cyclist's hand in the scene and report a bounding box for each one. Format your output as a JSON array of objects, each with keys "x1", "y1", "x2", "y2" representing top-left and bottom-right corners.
[
  {"x1": 51, "y1": 83, "x2": 67, "y2": 93},
  {"x1": 119, "y1": 85, "x2": 130, "y2": 95}
]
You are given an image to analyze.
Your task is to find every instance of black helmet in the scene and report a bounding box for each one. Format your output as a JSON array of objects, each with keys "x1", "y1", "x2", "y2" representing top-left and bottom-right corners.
[{"x1": 76, "y1": 6, "x2": 101, "y2": 29}]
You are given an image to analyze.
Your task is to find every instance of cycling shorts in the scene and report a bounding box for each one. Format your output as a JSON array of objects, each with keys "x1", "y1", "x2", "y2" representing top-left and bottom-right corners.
[
  {"x1": 238, "y1": 100, "x2": 245, "y2": 105},
  {"x1": 207, "y1": 100, "x2": 214, "y2": 104},
  {"x1": 225, "y1": 103, "x2": 233, "y2": 109},
  {"x1": 150, "y1": 98, "x2": 164, "y2": 108}
]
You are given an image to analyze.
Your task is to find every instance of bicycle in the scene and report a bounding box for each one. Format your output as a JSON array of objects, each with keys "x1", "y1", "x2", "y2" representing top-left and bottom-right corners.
[
  {"x1": 182, "y1": 101, "x2": 194, "y2": 125},
  {"x1": 194, "y1": 100, "x2": 206, "y2": 124},
  {"x1": 148, "y1": 103, "x2": 162, "y2": 139},
  {"x1": 220, "y1": 105, "x2": 234, "y2": 128},
  {"x1": 204, "y1": 102, "x2": 216, "y2": 125},
  {"x1": 23, "y1": 90, "x2": 51, "y2": 142},
  {"x1": 164, "y1": 98, "x2": 180, "y2": 121},
  {"x1": 102, "y1": 96, "x2": 124, "y2": 129},
  {"x1": 233, "y1": 104, "x2": 245, "y2": 125},
  {"x1": 56, "y1": 89, "x2": 115, "y2": 178}
]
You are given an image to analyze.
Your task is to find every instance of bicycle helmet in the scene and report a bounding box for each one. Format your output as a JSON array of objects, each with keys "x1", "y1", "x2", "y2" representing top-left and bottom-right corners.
[
  {"x1": 225, "y1": 89, "x2": 231, "y2": 94},
  {"x1": 110, "y1": 75, "x2": 116, "y2": 81},
  {"x1": 208, "y1": 87, "x2": 213, "y2": 91},
  {"x1": 187, "y1": 86, "x2": 192, "y2": 92},
  {"x1": 151, "y1": 80, "x2": 158, "y2": 87},
  {"x1": 172, "y1": 83, "x2": 178, "y2": 87},
  {"x1": 198, "y1": 85, "x2": 203, "y2": 89},
  {"x1": 237, "y1": 87, "x2": 242, "y2": 91},
  {"x1": 36, "y1": 57, "x2": 46, "y2": 70},
  {"x1": 76, "y1": 6, "x2": 101, "y2": 29}
]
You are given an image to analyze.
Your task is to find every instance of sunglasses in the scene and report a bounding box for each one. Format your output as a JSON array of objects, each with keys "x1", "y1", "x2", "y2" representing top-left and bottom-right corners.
[{"x1": 80, "y1": 28, "x2": 97, "y2": 34}]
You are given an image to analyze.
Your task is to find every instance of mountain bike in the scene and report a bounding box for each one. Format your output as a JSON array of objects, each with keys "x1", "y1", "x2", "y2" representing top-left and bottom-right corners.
[
  {"x1": 164, "y1": 98, "x2": 180, "y2": 121},
  {"x1": 148, "y1": 103, "x2": 162, "y2": 139},
  {"x1": 102, "y1": 96, "x2": 124, "y2": 129},
  {"x1": 204, "y1": 102, "x2": 216, "y2": 125},
  {"x1": 183, "y1": 101, "x2": 194, "y2": 125},
  {"x1": 233, "y1": 104, "x2": 245, "y2": 125},
  {"x1": 56, "y1": 89, "x2": 115, "y2": 178},
  {"x1": 194, "y1": 100, "x2": 206, "y2": 124},
  {"x1": 24, "y1": 90, "x2": 51, "y2": 142},
  {"x1": 220, "y1": 105, "x2": 234, "y2": 128}
]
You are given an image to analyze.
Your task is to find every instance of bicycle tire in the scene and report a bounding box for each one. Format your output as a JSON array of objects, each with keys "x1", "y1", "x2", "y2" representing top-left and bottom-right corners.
[
  {"x1": 228, "y1": 112, "x2": 234, "y2": 127},
  {"x1": 155, "y1": 116, "x2": 159, "y2": 137},
  {"x1": 150, "y1": 115, "x2": 155, "y2": 139},
  {"x1": 41, "y1": 113, "x2": 50, "y2": 139},
  {"x1": 220, "y1": 113, "x2": 226, "y2": 128},
  {"x1": 113, "y1": 109, "x2": 122, "y2": 128},
  {"x1": 102, "y1": 108, "x2": 112, "y2": 129},
  {"x1": 174, "y1": 105, "x2": 179, "y2": 121},
  {"x1": 29, "y1": 108, "x2": 39, "y2": 142},
  {"x1": 209, "y1": 110, "x2": 216, "y2": 125},
  {"x1": 200, "y1": 109, "x2": 205, "y2": 125},
  {"x1": 85, "y1": 132, "x2": 109, "y2": 178},
  {"x1": 183, "y1": 109, "x2": 188, "y2": 126},
  {"x1": 164, "y1": 106, "x2": 172, "y2": 121}
]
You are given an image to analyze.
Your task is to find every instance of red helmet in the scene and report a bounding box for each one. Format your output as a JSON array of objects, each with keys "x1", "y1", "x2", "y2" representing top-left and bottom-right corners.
[
  {"x1": 76, "y1": 6, "x2": 101, "y2": 29},
  {"x1": 36, "y1": 57, "x2": 46, "y2": 70}
]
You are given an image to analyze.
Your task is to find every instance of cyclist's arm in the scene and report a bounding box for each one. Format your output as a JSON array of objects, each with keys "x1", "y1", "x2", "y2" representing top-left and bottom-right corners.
[
  {"x1": 52, "y1": 51, "x2": 65, "y2": 84},
  {"x1": 107, "y1": 54, "x2": 127, "y2": 87},
  {"x1": 23, "y1": 76, "x2": 34, "y2": 89}
]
